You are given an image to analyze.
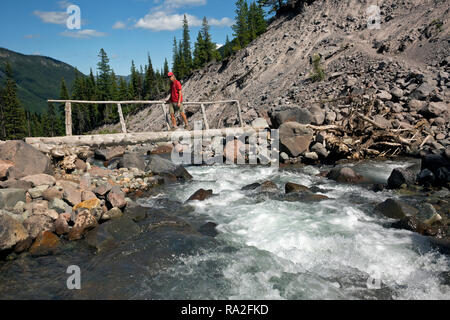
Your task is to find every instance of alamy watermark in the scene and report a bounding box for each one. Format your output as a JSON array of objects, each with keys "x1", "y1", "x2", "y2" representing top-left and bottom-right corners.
[
  {"x1": 67, "y1": 265, "x2": 81, "y2": 290},
  {"x1": 170, "y1": 121, "x2": 280, "y2": 168},
  {"x1": 66, "y1": 5, "x2": 81, "y2": 30},
  {"x1": 366, "y1": 5, "x2": 381, "y2": 30}
]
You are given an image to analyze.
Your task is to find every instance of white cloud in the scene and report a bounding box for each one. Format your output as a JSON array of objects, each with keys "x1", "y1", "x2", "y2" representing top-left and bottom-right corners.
[
  {"x1": 113, "y1": 21, "x2": 127, "y2": 29},
  {"x1": 209, "y1": 17, "x2": 233, "y2": 27},
  {"x1": 163, "y1": 0, "x2": 206, "y2": 9},
  {"x1": 136, "y1": 11, "x2": 201, "y2": 31},
  {"x1": 60, "y1": 29, "x2": 108, "y2": 39},
  {"x1": 57, "y1": 1, "x2": 74, "y2": 9},
  {"x1": 135, "y1": 11, "x2": 232, "y2": 31},
  {"x1": 33, "y1": 10, "x2": 69, "y2": 25}
]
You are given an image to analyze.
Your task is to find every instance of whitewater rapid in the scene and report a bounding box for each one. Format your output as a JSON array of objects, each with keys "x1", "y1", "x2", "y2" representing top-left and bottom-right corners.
[{"x1": 137, "y1": 161, "x2": 450, "y2": 300}]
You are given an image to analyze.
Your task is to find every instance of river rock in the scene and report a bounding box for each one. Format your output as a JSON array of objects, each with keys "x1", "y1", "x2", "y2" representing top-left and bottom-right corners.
[
  {"x1": 410, "y1": 80, "x2": 437, "y2": 100},
  {"x1": 73, "y1": 198, "x2": 103, "y2": 221},
  {"x1": 0, "y1": 214, "x2": 29, "y2": 251},
  {"x1": 54, "y1": 216, "x2": 70, "y2": 235},
  {"x1": 146, "y1": 155, "x2": 192, "y2": 182},
  {"x1": 309, "y1": 105, "x2": 325, "y2": 125},
  {"x1": 49, "y1": 198, "x2": 71, "y2": 214},
  {"x1": 42, "y1": 187, "x2": 64, "y2": 201},
  {"x1": 417, "y1": 203, "x2": 442, "y2": 226},
  {"x1": 417, "y1": 169, "x2": 435, "y2": 186},
  {"x1": 29, "y1": 231, "x2": 60, "y2": 256},
  {"x1": 118, "y1": 153, "x2": 146, "y2": 171},
  {"x1": 311, "y1": 143, "x2": 329, "y2": 158},
  {"x1": 75, "y1": 158, "x2": 87, "y2": 171},
  {"x1": 0, "y1": 189, "x2": 26, "y2": 209},
  {"x1": 28, "y1": 185, "x2": 50, "y2": 199},
  {"x1": 327, "y1": 167, "x2": 364, "y2": 184},
  {"x1": 241, "y1": 183, "x2": 261, "y2": 191},
  {"x1": 285, "y1": 182, "x2": 310, "y2": 194},
  {"x1": 375, "y1": 199, "x2": 419, "y2": 220},
  {"x1": 57, "y1": 180, "x2": 82, "y2": 206},
  {"x1": 86, "y1": 224, "x2": 118, "y2": 253},
  {"x1": 94, "y1": 182, "x2": 113, "y2": 197},
  {"x1": 269, "y1": 106, "x2": 313, "y2": 128},
  {"x1": 279, "y1": 122, "x2": 314, "y2": 157},
  {"x1": 23, "y1": 214, "x2": 55, "y2": 239},
  {"x1": 188, "y1": 189, "x2": 213, "y2": 201},
  {"x1": 81, "y1": 190, "x2": 97, "y2": 202},
  {"x1": 20, "y1": 174, "x2": 56, "y2": 188},
  {"x1": 0, "y1": 179, "x2": 33, "y2": 190},
  {"x1": 0, "y1": 141, "x2": 53, "y2": 179},
  {"x1": 251, "y1": 118, "x2": 269, "y2": 129},
  {"x1": 68, "y1": 209, "x2": 98, "y2": 241},
  {"x1": 387, "y1": 168, "x2": 417, "y2": 189},
  {"x1": 107, "y1": 186, "x2": 127, "y2": 209},
  {"x1": 94, "y1": 146, "x2": 126, "y2": 161},
  {"x1": 261, "y1": 181, "x2": 278, "y2": 192},
  {"x1": 101, "y1": 207, "x2": 123, "y2": 221},
  {"x1": 419, "y1": 102, "x2": 449, "y2": 119},
  {"x1": 198, "y1": 222, "x2": 219, "y2": 237}
]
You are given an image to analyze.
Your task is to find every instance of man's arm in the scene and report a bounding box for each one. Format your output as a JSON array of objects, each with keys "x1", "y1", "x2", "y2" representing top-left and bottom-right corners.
[{"x1": 178, "y1": 89, "x2": 182, "y2": 107}]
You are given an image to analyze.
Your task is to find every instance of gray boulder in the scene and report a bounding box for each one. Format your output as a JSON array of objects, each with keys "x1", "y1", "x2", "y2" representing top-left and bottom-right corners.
[
  {"x1": 0, "y1": 189, "x2": 26, "y2": 210},
  {"x1": 0, "y1": 213, "x2": 29, "y2": 251},
  {"x1": 375, "y1": 199, "x2": 419, "y2": 220},
  {"x1": 118, "y1": 153, "x2": 146, "y2": 171},
  {"x1": 0, "y1": 141, "x2": 53, "y2": 179},
  {"x1": 145, "y1": 155, "x2": 192, "y2": 182},
  {"x1": 269, "y1": 106, "x2": 313, "y2": 128},
  {"x1": 279, "y1": 122, "x2": 314, "y2": 157},
  {"x1": 387, "y1": 168, "x2": 417, "y2": 189}
]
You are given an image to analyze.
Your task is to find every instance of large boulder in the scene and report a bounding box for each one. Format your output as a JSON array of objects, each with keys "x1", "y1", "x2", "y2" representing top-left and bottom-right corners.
[
  {"x1": 0, "y1": 141, "x2": 53, "y2": 179},
  {"x1": 20, "y1": 174, "x2": 56, "y2": 188},
  {"x1": 73, "y1": 198, "x2": 103, "y2": 221},
  {"x1": 327, "y1": 167, "x2": 364, "y2": 184},
  {"x1": 68, "y1": 209, "x2": 98, "y2": 241},
  {"x1": 0, "y1": 189, "x2": 26, "y2": 209},
  {"x1": 94, "y1": 146, "x2": 126, "y2": 161},
  {"x1": 0, "y1": 213, "x2": 29, "y2": 251},
  {"x1": 29, "y1": 231, "x2": 60, "y2": 256},
  {"x1": 106, "y1": 186, "x2": 127, "y2": 209},
  {"x1": 269, "y1": 106, "x2": 313, "y2": 128},
  {"x1": 279, "y1": 122, "x2": 314, "y2": 157},
  {"x1": 375, "y1": 199, "x2": 419, "y2": 220},
  {"x1": 285, "y1": 182, "x2": 310, "y2": 194},
  {"x1": 0, "y1": 179, "x2": 33, "y2": 190},
  {"x1": 0, "y1": 160, "x2": 14, "y2": 180},
  {"x1": 145, "y1": 155, "x2": 192, "y2": 182},
  {"x1": 23, "y1": 214, "x2": 55, "y2": 239},
  {"x1": 421, "y1": 154, "x2": 450, "y2": 186},
  {"x1": 419, "y1": 102, "x2": 450, "y2": 119},
  {"x1": 57, "y1": 180, "x2": 82, "y2": 206},
  {"x1": 188, "y1": 189, "x2": 213, "y2": 201},
  {"x1": 118, "y1": 153, "x2": 146, "y2": 171},
  {"x1": 387, "y1": 168, "x2": 417, "y2": 189}
]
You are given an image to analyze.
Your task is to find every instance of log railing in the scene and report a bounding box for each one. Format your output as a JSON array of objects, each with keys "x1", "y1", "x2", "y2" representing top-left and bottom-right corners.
[{"x1": 47, "y1": 100, "x2": 244, "y2": 136}]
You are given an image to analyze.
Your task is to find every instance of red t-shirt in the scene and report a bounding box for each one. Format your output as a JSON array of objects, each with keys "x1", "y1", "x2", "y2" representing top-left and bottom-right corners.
[{"x1": 170, "y1": 80, "x2": 182, "y2": 103}]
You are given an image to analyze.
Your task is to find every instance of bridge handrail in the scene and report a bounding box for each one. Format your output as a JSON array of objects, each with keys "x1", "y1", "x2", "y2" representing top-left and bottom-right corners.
[{"x1": 47, "y1": 99, "x2": 244, "y2": 136}]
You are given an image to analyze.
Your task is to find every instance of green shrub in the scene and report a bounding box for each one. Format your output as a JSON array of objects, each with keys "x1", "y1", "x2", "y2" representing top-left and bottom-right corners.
[{"x1": 310, "y1": 54, "x2": 325, "y2": 82}]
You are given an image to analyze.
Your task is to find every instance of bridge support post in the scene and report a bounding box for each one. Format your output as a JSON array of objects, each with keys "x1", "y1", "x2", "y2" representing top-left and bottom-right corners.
[
  {"x1": 117, "y1": 103, "x2": 127, "y2": 134},
  {"x1": 65, "y1": 101, "x2": 72, "y2": 136},
  {"x1": 200, "y1": 103, "x2": 210, "y2": 130},
  {"x1": 161, "y1": 104, "x2": 171, "y2": 130}
]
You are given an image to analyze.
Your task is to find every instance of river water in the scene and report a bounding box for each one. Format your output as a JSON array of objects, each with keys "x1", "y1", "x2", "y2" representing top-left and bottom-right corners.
[{"x1": 1, "y1": 160, "x2": 449, "y2": 300}]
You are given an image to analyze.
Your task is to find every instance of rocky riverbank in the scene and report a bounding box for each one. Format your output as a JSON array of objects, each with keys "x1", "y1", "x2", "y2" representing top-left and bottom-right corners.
[{"x1": 0, "y1": 137, "x2": 449, "y2": 262}]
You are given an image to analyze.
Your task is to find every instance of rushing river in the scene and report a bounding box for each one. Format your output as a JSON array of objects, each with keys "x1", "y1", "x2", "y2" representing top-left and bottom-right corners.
[{"x1": 1, "y1": 160, "x2": 449, "y2": 300}]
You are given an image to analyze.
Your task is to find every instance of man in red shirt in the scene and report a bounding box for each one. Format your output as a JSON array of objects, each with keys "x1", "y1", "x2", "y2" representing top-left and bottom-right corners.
[{"x1": 166, "y1": 72, "x2": 190, "y2": 130}]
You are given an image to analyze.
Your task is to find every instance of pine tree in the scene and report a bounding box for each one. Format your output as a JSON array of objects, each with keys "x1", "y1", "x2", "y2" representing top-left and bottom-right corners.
[
  {"x1": 97, "y1": 48, "x2": 112, "y2": 101},
  {"x1": 201, "y1": 17, "x2": 220, "y2": 63},
  {"x1": 59, "y1": 77, "x2": 70, "y2": 116},
  {"x1": 233, "y1": 0, "x2": 250, "y2": 50},
  {"x1": 182, "y1": 15, "x2": 193, "y2": 73},
  {"x1": 144, "y1": 54, "x2": 157, "y2": 99},
  {"x1": 172, "y1": 37, "x2": 180, "y2": 77},
  {"x1": 2, "y1": 62, "x2": 27, "y2": 140},
  {"x1": 193, "y1": 31, "x2": 206, "y2": 69},
  {"x1": 0, "y1": 80, "x2": 5, "y2": 139},
  {"x1": 178, "y1": 40, "x2": 187, "y2": 79}
]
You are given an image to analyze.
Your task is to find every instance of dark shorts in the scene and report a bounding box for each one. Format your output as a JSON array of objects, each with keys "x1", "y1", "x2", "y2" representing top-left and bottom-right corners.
[{"x1": 169, "y1": 102, "x2": 185, "y2": 114}]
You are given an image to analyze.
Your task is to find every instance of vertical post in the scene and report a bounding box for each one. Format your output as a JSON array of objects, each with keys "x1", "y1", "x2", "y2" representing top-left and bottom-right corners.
[
  {"x1": 117, "y1": 103, "x2": 127, "y2": 134},
  {"x1": 65, "y1": 101, "x2": 72, "y2": 136},
  {"x1": 200, "y1": 103, "x2": 210, "y2": 130},
  {"x1": 161, "y1": 104, "x2": 171, "y2": 130},
  {"x1": 236, "y1": 100, "x2": 244, "y2": 128}
]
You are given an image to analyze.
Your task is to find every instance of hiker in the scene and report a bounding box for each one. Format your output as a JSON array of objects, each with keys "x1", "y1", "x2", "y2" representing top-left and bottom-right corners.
[{"x1": 166, "y1": 72, "x2": 190, "y2": 130}]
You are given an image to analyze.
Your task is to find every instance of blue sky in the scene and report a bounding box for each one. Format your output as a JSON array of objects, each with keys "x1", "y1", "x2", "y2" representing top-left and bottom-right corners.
[{"x1": 0, "y1": 0, "x2": 238, "y2": 76}]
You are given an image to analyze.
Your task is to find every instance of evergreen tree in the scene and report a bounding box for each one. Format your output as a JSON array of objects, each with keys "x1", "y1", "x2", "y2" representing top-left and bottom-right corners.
[
  {"x1": 193, "y1": 31, "x2": 206, "y2": 69},
  {"x1": 233, "y1": 0, "x2": 250, "y2": 51},
  {"x1": 0, "y1": 80, "x2": 5, "y2": 139},
  {"x1": 59, "y1": 77, "x2": 70, "y2": 116},
  {"x1": 97, "y1": 48, "x2": 112, "y2": 100},
  {"x1": 2, "y1": 62, "x2": 27, "y2": 140},
  {"x1": 201, "y1": 17, "x2": 220, "y2": 62},
  {"x1": 172, "y1": 37, "x2": 180, "y2": 77},
  {"x1": 178, "y1": 40, "x2": 187, "y2": 79},
  {"x1": 182, "y1": 15, "x2": 193, "y2": 73},
  {"x1": 144, "y1": 54, "x2": 157, "y2": 99}
]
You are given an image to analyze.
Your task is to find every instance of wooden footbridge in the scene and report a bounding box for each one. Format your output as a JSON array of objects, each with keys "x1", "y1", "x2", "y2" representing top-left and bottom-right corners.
[{"x1": 25, "y1": 99, "x2": 269, "y2": 153}]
